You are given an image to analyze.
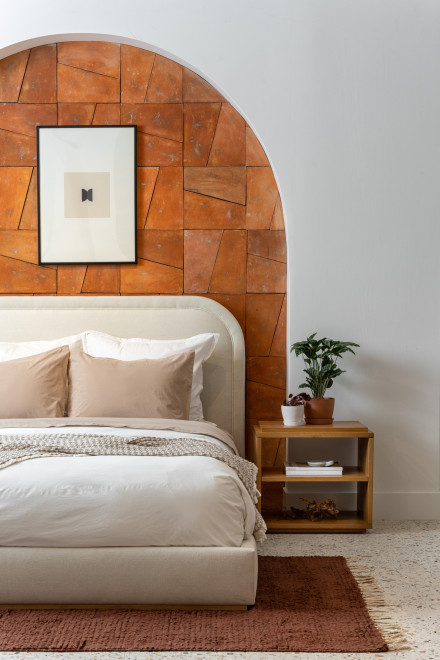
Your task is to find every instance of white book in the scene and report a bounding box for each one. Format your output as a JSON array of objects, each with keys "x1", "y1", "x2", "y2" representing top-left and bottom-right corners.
[
  {"x1": 285, "y1": 471, "x2": 343, "y2": 476},
  {"x1": 285, "y1": 461, "x2": 341, "y2": 469},
  {"x1": 286, "y1": 470, "x2": 342, "y2": 477},
  {"x1": 284, "y1": 462, "x2": 343, "y2": 475},
  {"x1": 285, "y1": 467, "x2": 343, "y2": 473}
]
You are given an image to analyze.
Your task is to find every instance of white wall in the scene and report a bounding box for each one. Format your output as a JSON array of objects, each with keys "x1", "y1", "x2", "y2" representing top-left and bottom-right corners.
[{"x1": 2, "y1": 0, "x2": 439, "y2": 518}]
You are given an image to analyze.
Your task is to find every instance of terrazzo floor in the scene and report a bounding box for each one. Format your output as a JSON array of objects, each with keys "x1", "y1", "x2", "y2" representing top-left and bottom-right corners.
[{"x1": 0, "y1": 520, "x2": 438, "y2": 660}]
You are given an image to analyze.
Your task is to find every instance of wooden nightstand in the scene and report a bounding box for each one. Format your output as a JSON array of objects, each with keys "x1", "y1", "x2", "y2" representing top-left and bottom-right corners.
[{"x1": 252, "y1": 420, "x2": 374, "y2": 533}]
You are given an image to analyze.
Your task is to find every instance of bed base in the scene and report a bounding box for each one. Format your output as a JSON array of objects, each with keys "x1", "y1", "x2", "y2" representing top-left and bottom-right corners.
[
  {"x1": 0, "y1": 295, "x2": 255, "y2": 607},
  {"x1": 0, "y1": 539, "x2": 258, "y2": 607},
  {"x1": 0, "y1": 604, "x2": 248, "y2": 611}
]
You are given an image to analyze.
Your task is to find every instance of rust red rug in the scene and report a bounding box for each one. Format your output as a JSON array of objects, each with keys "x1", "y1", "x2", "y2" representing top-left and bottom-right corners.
[{"x1": 0, "y1": 556, "x2": 407, "y2": 652}]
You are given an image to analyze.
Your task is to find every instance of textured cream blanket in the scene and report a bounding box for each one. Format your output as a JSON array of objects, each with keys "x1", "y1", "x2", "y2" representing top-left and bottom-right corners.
[
  {"x1": 0, "y1": 424, "x2": 266, "y2": 541},
  {"x1": 0, "y1": 417, "x2": 239, "y2": 452}
]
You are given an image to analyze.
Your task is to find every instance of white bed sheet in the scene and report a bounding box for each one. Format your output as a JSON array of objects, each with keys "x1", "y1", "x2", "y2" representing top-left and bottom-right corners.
[{"x1": 0, "y1": 427, "x2": 255, "y2": 548}]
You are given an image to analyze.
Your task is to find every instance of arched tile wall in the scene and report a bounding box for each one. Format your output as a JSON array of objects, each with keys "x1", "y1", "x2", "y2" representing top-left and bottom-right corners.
[{"x1": 0, "y1": 41, "x2": 286, "y2": 460}]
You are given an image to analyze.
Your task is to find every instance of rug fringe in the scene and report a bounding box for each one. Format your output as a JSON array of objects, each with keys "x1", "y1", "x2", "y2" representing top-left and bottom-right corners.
[{"x1": 346, "y1": 557, "x2": 410, "y2": 652}]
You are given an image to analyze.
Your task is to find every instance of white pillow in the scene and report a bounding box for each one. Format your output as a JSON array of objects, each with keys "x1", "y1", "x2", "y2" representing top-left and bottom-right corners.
[
  {"x1": 81, "y1": 331, "x2": 219, "y2": 421},
  {"x1": 0, "y1": 334, "x2": 83, "y2": 362}
]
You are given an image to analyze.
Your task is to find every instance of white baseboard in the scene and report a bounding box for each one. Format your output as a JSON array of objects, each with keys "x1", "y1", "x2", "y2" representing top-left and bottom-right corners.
[{"x1": 374, "y1": 492, "x2": 440, "y2": 520}]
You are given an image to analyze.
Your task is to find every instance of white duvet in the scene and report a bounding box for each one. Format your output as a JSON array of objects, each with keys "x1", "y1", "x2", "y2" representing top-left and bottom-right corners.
[{"x1": 0, "y1": 426, "x2": 256, "y2": 548}]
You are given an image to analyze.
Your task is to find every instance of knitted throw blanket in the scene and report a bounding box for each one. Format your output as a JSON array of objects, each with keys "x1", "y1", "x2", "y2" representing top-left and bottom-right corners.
[{"x1": 0, "y1": 432, "x2": 266, "y2": 542}]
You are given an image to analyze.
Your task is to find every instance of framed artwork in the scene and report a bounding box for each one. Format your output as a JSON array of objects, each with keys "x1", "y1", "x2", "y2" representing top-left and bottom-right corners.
[{"x1": 37, "y1": 125, "x2": 137, "y2": 265}]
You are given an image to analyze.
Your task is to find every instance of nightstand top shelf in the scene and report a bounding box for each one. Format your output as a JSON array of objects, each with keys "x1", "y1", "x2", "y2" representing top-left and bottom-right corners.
[{"x1": 255, "y1": 420, "x2": 373, "y2": 438}]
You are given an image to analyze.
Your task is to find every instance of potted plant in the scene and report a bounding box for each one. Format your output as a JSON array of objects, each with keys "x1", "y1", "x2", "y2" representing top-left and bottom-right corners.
[
  {"x1": 281, "y1": 392, "x2": 310, "y2": 426},
  {"x1": 290, "y1": 333, "x2": 359, "y2": 425}
]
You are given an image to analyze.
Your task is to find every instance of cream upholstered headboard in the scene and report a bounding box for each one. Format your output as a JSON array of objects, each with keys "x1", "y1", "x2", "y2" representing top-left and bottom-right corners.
[{"x1": 0, "y1": 296, "x2": 245, "y2": 456}]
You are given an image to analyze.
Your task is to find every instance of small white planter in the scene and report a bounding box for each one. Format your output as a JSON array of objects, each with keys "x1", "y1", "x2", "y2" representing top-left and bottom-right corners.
[{"x1": 281, "y1": 405, "x2": 305, "y2": 426}]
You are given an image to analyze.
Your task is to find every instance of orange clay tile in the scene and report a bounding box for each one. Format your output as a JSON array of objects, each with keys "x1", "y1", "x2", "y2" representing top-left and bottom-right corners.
[
  {"x1": 19, "y1": 168, "x2": 37, "y2": 230},
  {"x1": 0, "y1": 167, "x2": 32, "y2": 229},
  {"x1": 183, "y1": 230, "x2": 222, "y2": 293},
  {"x1": 136, "y1": 131, "x2": 182, "y2": 167},
  {"x1": 245, "y1": 125, "x2": 270, "y2": 166},
  {"x1": 196, "y1": 293, "x2": 246, "y2": 334},
  {"x1": 209, "y1": 230, "x2": 246, "y2": 294},
  {"x1": 19, "y1": 45, "x2": 56, "y2": 103},
  {"x1": 0, "y1": 50, "x2": 29, "y2": 102},
  {"x1": 247, "y1": 253, "x2": 286, "y2": 295},
  {"x1": 260, "y1": 482, "x2": 285, "y2": 514},
  {"x1": 121, "y1": 45, "x2": 155, "y2": 103},
  {"x1": 245, "y1": 418, "x2": 259, "y2": 456},
  {"x1": 246, "y1": 167, "x2": 278, "y2": 229},
  {"x1": 57, "y1": 265, "x2": 87, "y2": 294},
  {"x1": 183, "y1": 191, "x2": 245, "y2": 229},
  {"x1": 57, "y1": 42, "x2": 120, "y2": 78},
  {"x1": 245, "y1": 294, "x2": 284, "y2": 357},
  {"x1": 121, "y1": 259, "x2": 183, "y2": 294},
  {"x1": 260, "y1": 480, "x2": 284, "y2": 514},
  {"x1": 57, "y1": 64, "x2": 120, "y2": 103},
  {"x1": 93, "y1": 104, "x2": 120, "y2": 125},
  {"x1": 245, "y1": 419, "x2": 285, "y2": 467},
  {"x1": 122, "y1": 103, "x2": 183, "y2": 142},
  {"x1": 270, "y1": 194, "x2": 285, "y2": 229},
  {"x1": 183, "y1": 103, "x2": 221, "y2": 166},
  {"x1": 0, "y1": 103, "x2": 57, "y2": 137},
  {"x1": 145, "y1": 55, "x2": 182, "y2": 103},
  {"x1": 260, "y1": 436, "x2": 286, "y2": 468},
  {"x1": 246, "y1": 380, "x2": 285, "y2": 420},
  {"x1": 208, "y1": 104, "x2": 245, "y2": 166},
  {"x1": 137, "y1": 167, "x2": 159, "y2": 229},
  {"x1": 248, "y1": 230, "x2": 286, "y2": 262},
  {"x1": 182, "y1": 69, "x2": 224, "y2": 103},
  {"x1": 246, "y1": 356, "x2": 286, "y2": 390},
  {"x1": 147, "y1": 168, "x2": 183, "y2": 229},
  {"x1": 184, "y1": 167, "x2": 246, "y2": 205},
  {"x1": 270, "y1": 293, "x2": 287, "y2": 357},
  {"x1": 0, "y1": 256, "x2": 56, "y2": 293},
  {"x1": 0, "y1": 130, "x2": 35, "y2": 166},
  {"x1": 82, "y1": 265, "x2": 120, "y2": 293},
  {"x1": 0, "y1": 229, "x2": 38, "y2": 264},
  {"x1": 58, "y1": 103, "x2": 95, "y2": 126},
  {"x1": 137, "y1": 229, "x2": 183, "y2": 268}
]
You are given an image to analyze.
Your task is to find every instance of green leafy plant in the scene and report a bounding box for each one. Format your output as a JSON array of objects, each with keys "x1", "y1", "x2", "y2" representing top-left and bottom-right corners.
[{"x1": 290, "y1": 333, "x2": 359, "y2": 399}]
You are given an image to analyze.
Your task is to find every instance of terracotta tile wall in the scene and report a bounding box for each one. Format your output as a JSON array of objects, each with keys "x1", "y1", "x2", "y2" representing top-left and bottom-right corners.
[{"x1": 0, "y1": 41, "x2": 286, "y2": 454}]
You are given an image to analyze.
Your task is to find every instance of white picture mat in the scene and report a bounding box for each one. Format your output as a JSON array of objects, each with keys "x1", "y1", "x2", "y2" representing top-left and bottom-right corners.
[{"x1": 38, "y1": 127, "x2": 136, "y2": 263}]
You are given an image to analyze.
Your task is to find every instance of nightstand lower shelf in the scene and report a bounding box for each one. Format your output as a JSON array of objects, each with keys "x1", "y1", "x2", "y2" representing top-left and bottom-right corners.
[{"x1": 265, "y1": 511, "x2": 369, "y2": 534}]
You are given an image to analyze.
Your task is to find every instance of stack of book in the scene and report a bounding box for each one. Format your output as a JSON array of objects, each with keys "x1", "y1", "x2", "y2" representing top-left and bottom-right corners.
[{"x1": 284, "y1": 461, "x2": 343, "y2": 476}]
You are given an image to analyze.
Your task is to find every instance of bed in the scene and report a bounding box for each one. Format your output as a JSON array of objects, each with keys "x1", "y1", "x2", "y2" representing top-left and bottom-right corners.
[{"x1": 0, "y1": 295, "x2": 259, "y2": 608}]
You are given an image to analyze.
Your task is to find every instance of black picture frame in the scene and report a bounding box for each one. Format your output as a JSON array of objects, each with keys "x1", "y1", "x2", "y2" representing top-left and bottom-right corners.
[{"x1": 37, "y1": 125, "x2": 137, "y2": 265}]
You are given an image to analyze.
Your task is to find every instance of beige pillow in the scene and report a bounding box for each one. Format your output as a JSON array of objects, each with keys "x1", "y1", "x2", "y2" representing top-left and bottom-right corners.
[
  {"x1": 0, "y1": 345, "x2": 69, "y2": 418},
  {"x1": 68, "y1": 349, "x2": 195, "y2": 419},
  {"x1": 81, "y1": 331, "x2": 219, "y2": 421}
]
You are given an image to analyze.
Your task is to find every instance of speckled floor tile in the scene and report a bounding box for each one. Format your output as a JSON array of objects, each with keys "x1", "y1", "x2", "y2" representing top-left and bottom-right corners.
[{"x1": 0, "y1": 521, "x2": 438, "y2": 659}]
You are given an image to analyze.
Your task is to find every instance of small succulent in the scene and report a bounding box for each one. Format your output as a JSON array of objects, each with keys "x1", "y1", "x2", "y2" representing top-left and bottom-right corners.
[{"x1": 282, "y1": 392, "x2": 311, "y2": 406}]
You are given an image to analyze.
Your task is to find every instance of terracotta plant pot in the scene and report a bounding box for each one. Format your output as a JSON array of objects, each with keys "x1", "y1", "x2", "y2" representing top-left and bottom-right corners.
[{"x1": 304, "y1": 397, "x2": 335, "y2": 425}]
